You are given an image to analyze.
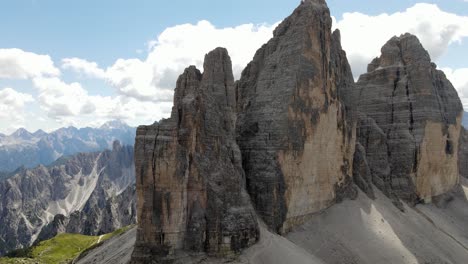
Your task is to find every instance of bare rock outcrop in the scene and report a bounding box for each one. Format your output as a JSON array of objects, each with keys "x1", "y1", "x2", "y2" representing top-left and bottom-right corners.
[
  {"x1": 129, "y1": 1, "x2": 467, "y2": 263},
  {"x1": 342, "y1": 33, "x2": 463, "y2": 204},
  {"x1": 131, "y1": 48, "x2": 259, "y2": 262},
  {"x1": 0, "y1": 142, "x2": 135, "y2": 256},
  {"x1": 235, "y1": 0, "x2": 356, "y2": 233},
  {"x1": 459, "y1": 127, "x2": 468, "y2": 179}
]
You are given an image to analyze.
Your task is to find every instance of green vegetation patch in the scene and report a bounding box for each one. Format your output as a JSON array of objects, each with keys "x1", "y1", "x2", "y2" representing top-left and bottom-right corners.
[{"x1": 0, "y1": 225, "x2": 134, "y2": 264}]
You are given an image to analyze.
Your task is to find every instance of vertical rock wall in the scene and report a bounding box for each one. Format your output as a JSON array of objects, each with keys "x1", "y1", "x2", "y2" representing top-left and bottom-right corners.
[
  {"x1": 131, "y1": 49, "x2": 258, "y2": 262},
  {"x1": 236, "y1": 0, "x2": 356, "y2": 233},
  {"x1": 343, "y1": 34, "x2": 463, "y2": 204},
  {"x1": 130, "y1": 1, "x2": 466, "y2": 263}
]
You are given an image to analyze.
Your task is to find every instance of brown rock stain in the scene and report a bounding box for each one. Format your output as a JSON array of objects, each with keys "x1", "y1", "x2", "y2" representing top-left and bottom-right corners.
[{"x1": 415, "y1": 116, "x2": 462, "y2": 202}]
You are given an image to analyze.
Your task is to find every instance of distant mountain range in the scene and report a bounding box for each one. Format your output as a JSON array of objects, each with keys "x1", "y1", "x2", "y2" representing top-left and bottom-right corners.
[
  {"x1": 463, "y1": 111, "x2": 468, "y2": 128},
  {"x1": 0, "y1": 141, "x2": 136, "y2": 256},
  {"x1": 0, "y1": 120, "x2": 136, "y2": 172}
]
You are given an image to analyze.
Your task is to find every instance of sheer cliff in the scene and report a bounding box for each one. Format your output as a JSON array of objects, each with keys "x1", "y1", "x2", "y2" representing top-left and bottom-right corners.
[
  {"x1": 235, "y1": 0, "x2": 356, "y2": 233},
  {"x1": 341, "y1": 33, "x2": 463, "y2": 205},
  {"x1": 131, "y1": 49, "x2": 259, "y2": 263},
  {"x1": 129, "y1": 0, "x2": 466, "y2": 263}
]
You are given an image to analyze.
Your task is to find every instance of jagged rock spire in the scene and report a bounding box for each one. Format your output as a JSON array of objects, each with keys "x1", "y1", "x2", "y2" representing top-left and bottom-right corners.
[
  {"x1": 236, "y1": 0, "x2": 356, "y2": 233},
  {"x1": 347, "y1": 33, "x2": 463, "y2": 204},
  {"x1": 130, "y1": 48, "x2": 258, "y2": 262}
]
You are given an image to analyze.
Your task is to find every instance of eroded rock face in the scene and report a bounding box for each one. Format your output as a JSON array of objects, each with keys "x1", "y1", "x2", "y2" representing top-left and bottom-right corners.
[
  {"x1": 343, "y1": 34, "x2": 463, "y2": 204},
  {"x1": 131, "y1": 48, "x2": 258, "y2": 262},
  {"x1": 0, "y1": 142, "x2": 135, "y2": 256},
  {"x1": 458, "y1": 127, "x2": 468, "y2": 179},
  {"x1": 236, "y1": 0, "x2": 356, "y2": 233}
]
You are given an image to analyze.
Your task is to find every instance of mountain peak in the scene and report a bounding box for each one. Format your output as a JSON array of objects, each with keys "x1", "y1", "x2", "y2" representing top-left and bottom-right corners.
[
  {"x1": 300, "y1": 0, "x2": 327, "y2": 6},
  {"x1": 100, "y1": 120, "x2": 129, "y2": 130},
  {"x1": 11, "y1": 128, "x2": 33, "y2": 139},
  {"x1": 367, "y1": 33, "x2": 431, "y2": 72},
  {"x1": 33, "y1": 129, "x2": 48, "y2": 137}
]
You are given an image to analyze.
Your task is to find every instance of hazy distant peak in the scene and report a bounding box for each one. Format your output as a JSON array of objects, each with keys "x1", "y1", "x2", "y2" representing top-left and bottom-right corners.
[
  {"x1": 33, "y1": 129, "x2": 47, "y2": 137},
  {"x1": 11, "y1": 127, "x2": 33, "y2": 139},
  {"x1": 100, "y1": 120, "x2": 129, "y2": 130}
]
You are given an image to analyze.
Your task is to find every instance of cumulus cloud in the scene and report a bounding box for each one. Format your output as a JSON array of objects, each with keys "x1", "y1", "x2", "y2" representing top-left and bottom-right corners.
[
  {"x1": 62, "y1": 58, "x2": 106, "y2": 79},
  {"x1": 334, "y1": 3, "x2": 468, "y2": 78},
  {"x1": 32, "y1": 77, "x2": 91, "y2": 117},
  {"x1": 0, "y1": 87, "x2": 34, "y2": 108},
  {"x1": 30, "y1": 76, "x2": 171, "y2": 128},
  {"x1": 0, "y1": 48, "x2": 60, "y2": 79},
  {"x1": 0, "y1": 87, "x2": 34, "y2": 132},
  {"x1": 4, "y1": 3, "x2": 468, "y2": 132},
  {"x1": 440, "y1": 67, "x2": 468, "y2": 108},
  {"x1": 62, "y1": 20, "x2": 277, "y2": 104}
]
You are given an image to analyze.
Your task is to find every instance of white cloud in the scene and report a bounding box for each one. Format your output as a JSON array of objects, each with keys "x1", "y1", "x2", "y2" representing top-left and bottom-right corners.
[
  {"x1": 32, "y1": 77, "x2": 92, "y2": 117},
  {"x1": 0, "y1": 87, "x2": 34, "y2": 108},
  {"x1": 334, "y1": 3, "x2": 468, "y2": 78},
  {"x1": 0, "y1": 87, "x2": 34, "y2": 132},
  {"x1": 62, "y1": 20, "x2": 277, "y2": 104},
  {"x1": 62, "y1": 58, "x2": 106, "y2": 79},
  {"x1": 4, "y1": 4, "x2": 468, "y2": 132},
  {"x1": 30, "y1": 76, "x2": 170, "y2": 128},
  {"x1": 0, "y1": 48, "x2": 60, "y2": 79},
  {"x1": 440, "y1": 67, "x2": 468, "y2": 108}
]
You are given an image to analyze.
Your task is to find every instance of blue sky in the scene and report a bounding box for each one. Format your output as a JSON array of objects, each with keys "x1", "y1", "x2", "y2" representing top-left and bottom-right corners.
[
  {"x1": 0, "y1": 0, "x2": 468, "y2": 133},
  {"x1": 2, "y1": 0, "x2": 467, "y2": 66}
]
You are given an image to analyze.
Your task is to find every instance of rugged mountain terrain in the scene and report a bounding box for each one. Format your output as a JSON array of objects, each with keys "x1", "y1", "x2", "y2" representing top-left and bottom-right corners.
[
  {"x1": 131, "y1": 2, "x2": 358, "y2": 260},
  {"x1": 235, "y1": 0, "x2": 356, "y2": 233},
  {"x1": 128, "y1": 0, "x2": 468, "y2": 263},
  {"x1": 0, "y1": 120, "x2": 136, "y2": 172},
  {"x1": 131, "y1": 48, "x2": 259, "y2": 263},
  {"x1": 342, "y1": 34, "x2": 463, "y2": 205},
  {"x1": 132, "y1": 0, "x2": 468, "y2": 263},
  {"x1": 0, "y1": 141, "x2": 136, "y2": 256},
  {"x1": 74, "y1": 178, "x2": 468, "y2": 264}
]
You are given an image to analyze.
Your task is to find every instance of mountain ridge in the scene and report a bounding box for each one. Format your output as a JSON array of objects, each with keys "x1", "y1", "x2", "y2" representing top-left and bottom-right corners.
[
  {"x1": 0, "y1": 120, "x2": 136, "y2": 172},
  {"x1": 129, "y1": 0, "x2": 468, "y2": 263},
  {"x1": 0, "y1": 141, "x2": 136, "y2": 256}
]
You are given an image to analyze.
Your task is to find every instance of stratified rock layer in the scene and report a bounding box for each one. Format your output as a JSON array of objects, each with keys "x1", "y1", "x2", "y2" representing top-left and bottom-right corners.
[
  {"x1": 459, "y1": 127, "x2": 468, "y2": 179},
  {"x1": 131, "y1": 48, "x2": 258, "y2": 262},
  {"x1": 343, "y1": 33, "x2": 463, "y2": 203},
  {"x1": 236, "y1": 0, "x2": 356, "y2": 233}
]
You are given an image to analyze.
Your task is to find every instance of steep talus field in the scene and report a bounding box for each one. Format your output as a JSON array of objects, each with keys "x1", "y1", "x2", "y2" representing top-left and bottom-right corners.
[{"x1": 72, "y1": 179, "x2": 468, "y2": 264}]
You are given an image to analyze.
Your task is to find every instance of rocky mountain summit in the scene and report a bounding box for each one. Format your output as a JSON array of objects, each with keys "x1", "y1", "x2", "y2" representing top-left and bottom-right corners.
[
  {"x1": 236, "y1": 0, "x2": 355, "y2": 233},
  {"x1": 131, "y1": 48, "x2": 259, "y2": 263},
  {"x1": 126, "y1": 0, "x2": 468, "y2": 263},
  {"x1": 0, "y1": 120, "x2": 136, "y2": 172},
  {"x1": 0, "y1": 141, "x2": 136, "y2": 256},
  {"x1": 342, "y1": 33, "x2": 463, "y2": 206}
]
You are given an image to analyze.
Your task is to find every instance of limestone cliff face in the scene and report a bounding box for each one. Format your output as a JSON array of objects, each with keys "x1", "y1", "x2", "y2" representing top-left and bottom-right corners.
[
  {"x1": 130, "y1": 1, "x2": 466, "y2": 262},
  {"x1": 459, "y1": 127, "x2": 468, "y2": 179},
  {"x1": 236, "y1": 0, "x2": 356, "y2": 233},
  {"x1": 343, "y1": 34, "x2": 463, "y2": 204},
  {"x1": 131, "y1": 48, "x2": 258, "y2": 262}
]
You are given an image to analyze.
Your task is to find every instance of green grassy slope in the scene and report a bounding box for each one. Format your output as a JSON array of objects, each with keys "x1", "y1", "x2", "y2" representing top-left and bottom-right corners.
[{"x1": 0, "y1": 225, "x2": 133, "y2": 264}]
